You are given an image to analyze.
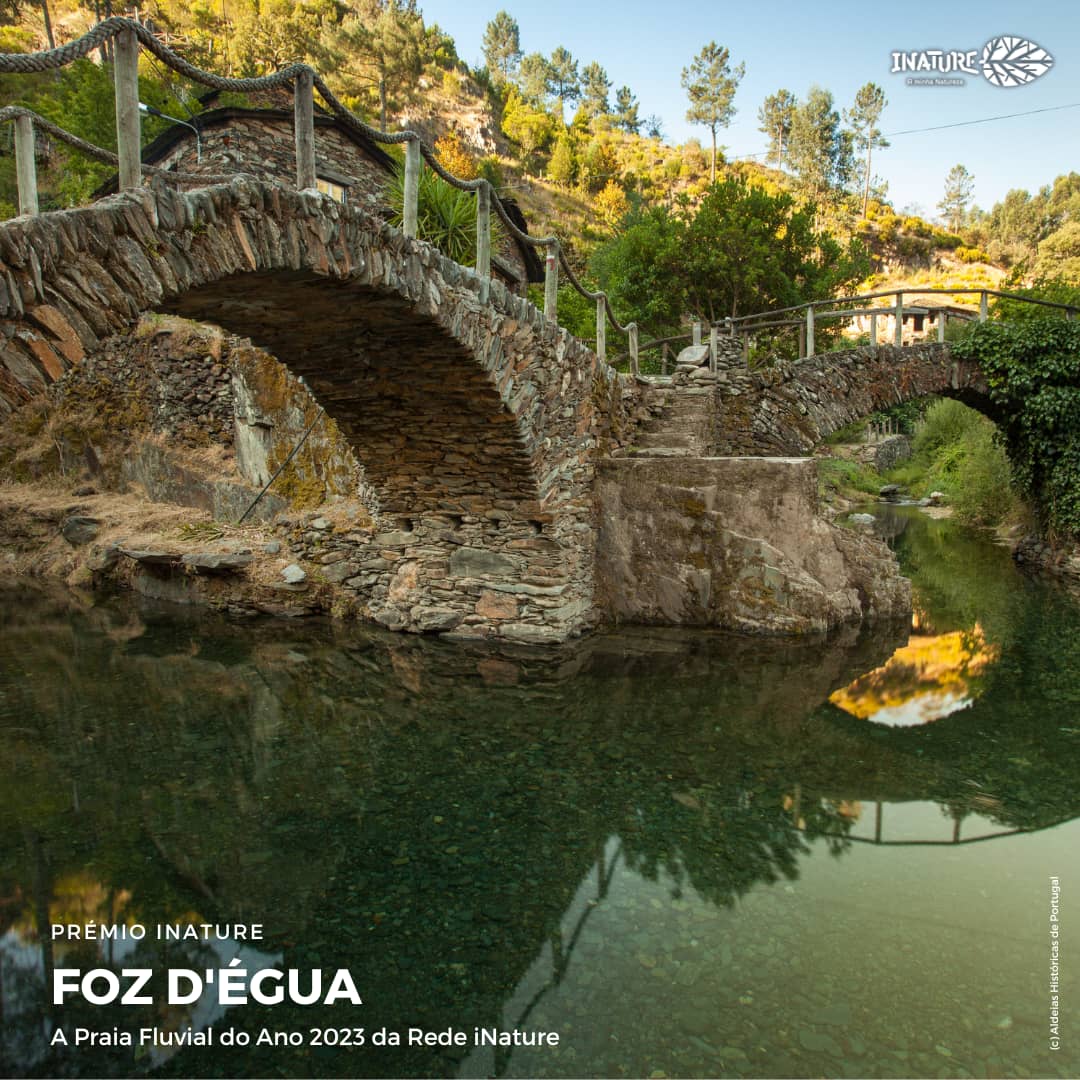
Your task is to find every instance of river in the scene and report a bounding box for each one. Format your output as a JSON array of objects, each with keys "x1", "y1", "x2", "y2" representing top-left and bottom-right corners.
[{"x1": 0, "y1": 506, "x2": 1076, "y2": 1078}]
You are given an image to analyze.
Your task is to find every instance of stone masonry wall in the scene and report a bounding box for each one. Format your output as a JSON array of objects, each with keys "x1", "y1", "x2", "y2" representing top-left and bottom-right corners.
[
  {"x1": 711, "y1": 342, "x2": 991, "y2": 456},
  {"x1": 154, "y1": 114, "x2": 532, "y2": 289},
  {"x1": 595, "y1": 456, "x2": 911, "y2": 634},
  {"x1": 0, "y1": 180, "x2": 632, "y2": 641}
]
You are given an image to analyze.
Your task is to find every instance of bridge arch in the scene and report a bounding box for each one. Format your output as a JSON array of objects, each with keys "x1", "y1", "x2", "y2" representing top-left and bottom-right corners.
[
  {"x1": 713, "y1": 343, "x2": 994, "y2": 456},
  {"x1": 0, "y1": 180, "x2": 617, "y2": 639}
]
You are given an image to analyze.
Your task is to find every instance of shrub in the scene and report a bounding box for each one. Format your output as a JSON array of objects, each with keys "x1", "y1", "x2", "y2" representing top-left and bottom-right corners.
[{"x1": 386, "y1": 168, "x2": 502, "y2": 265}]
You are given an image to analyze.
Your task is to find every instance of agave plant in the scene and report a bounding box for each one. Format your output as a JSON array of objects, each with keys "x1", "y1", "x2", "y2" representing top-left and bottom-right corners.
[{"x1": 387, "y1": 167, "x2": 504, "y2": 267}]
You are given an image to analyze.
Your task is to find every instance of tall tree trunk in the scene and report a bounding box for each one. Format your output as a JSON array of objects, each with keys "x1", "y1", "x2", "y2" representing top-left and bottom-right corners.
[
  {"x1": 862, "y1": 142, "x2": 872, "y2": 218},
  {"x1": 379, "y1": 74, "x2": 387, "y2": 132},
  {"x1": 41, "y1": 0, "x2": 55, "y2": 48},
  {"x1": 710, "y1": 126, "x2": 717, "y2": 184}
]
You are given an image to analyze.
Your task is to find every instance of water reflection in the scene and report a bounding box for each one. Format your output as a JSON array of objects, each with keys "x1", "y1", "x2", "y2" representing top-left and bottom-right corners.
[
  {"x1": 0, "y1": 502, "x2": 1078, "y2": 1078},
  {"x1": 829, "y1": 621, "x2": 1000, "y2": 726}
]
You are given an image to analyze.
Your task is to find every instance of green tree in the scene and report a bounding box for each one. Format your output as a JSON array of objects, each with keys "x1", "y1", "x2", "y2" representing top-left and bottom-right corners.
[
  {"x1": 681, "y1": 41, "x2": 744, "y2": 183},
  {"x1": 580, "y1": 61, "x2": 612, "y2": 120},
  {"x1": 548, "y1": 45, "x2": 580, "y2": 119},
  {"x1": 953, "y1": 318, "x2": 1080, "y2": 536},
  {"x1": 787, "y1": 85, "x2": 852, "y2": 196},
  {"x1": 481, "y1": 10, "x2": 521, "y2": 84},
  {"x1": 614, "y1": 86, "x2": 640, "y2": 134},
  {"x1": 939, "y1": 164, "x2": 975, "y2": 231},
  {"x1": 501, "y1": 86, "x2": 557, "y2": 163},
  {"x1": 845, "y1": 82, "x2": 888, "y2": 217},
  {"x1": 590, "y1": 177, "x2": 867, "y2": 337},
  {"x1": 590, "y1": 205, "x2": 684, "y2": 336},
  {"x1": 517, "y1": 51, "x2": 553, "y2": 103},
  {"x1": 321, "y1": 0, "x2": 424, "y2": 130},
  {"x1": 757, "y1": 89, "x2": 796, "y2": 167},
  {"x1": 547, "y1": 132, "x2": 576, "y2": 187}
]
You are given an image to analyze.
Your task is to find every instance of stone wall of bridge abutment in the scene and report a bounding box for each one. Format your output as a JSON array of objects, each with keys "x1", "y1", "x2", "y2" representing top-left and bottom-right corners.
[
  {"x1": 708, "y1": 342, "x2": 992, "y2": 457},
  {"x1": 0, "y1": 179, "x2": 636, "y2": 643}
]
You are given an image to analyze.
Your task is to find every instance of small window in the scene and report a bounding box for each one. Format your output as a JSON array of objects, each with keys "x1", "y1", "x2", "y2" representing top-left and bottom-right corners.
[{"x1": 316, "y1": 177, "x2": 349, "y2": 204}]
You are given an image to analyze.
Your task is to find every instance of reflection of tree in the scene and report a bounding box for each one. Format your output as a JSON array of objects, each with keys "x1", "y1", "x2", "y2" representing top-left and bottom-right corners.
[
  {"x1": 615, "y1": 781, "x2": 857, "y2": 909},
  {"x1": 830, "y1": 624, "x2": 1000, "y2": 725},
  {"x1": 2, "y1": 575, "x2": 1080, "y2": 1076}
]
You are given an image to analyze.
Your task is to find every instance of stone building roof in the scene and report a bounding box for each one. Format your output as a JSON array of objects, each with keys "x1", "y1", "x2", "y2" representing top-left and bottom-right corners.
[{"x1": 94, "y1": 102, "x2": 544, "y2": 286}]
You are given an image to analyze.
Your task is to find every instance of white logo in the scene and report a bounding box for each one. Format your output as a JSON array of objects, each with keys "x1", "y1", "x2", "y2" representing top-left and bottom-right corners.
[
  {"x1": 891, "y1": 36, "x2": 1054, "y2": 88},
  {"x1": 980, "y1": 36, "x2": 1054, "y2": 87}
]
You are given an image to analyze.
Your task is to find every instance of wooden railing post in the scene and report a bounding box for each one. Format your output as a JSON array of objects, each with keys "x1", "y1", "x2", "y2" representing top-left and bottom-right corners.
[
  {"x1": 979, "y1": 290, "x2": 988, "y2": 322},
  {"x1": 798, "y1": 322, "x2": 806, "y2": 359},
  {"x1": 595, "y1": 295, "x2": 606, "y2": 365},
  {"x1": 692, "y1": 319, "x2": 702, "y2": 346},
  {"x1": 628, "y1": 323, "x2": 639, "y2": 377},
  {"x1": 113, "y1": 27, "x2": 141, "y2": 191},
  {"x1": 869, "y1": 312, "x2": 878, "y2": 349},
  {"x1": 402, "y1": 137, "x2": 421, "y2": 239},
  {"x1": 709, "y1": 324, "x2": 718, "y2": 372},
  {"x1": 14, "y1": 114, "x2": 38, "y2": 216},
  {"x1": 476, "y1": 181, "x2": 491, "y2": 288},
  {"x1": 893, "y1": 291, "x2": 904, "y2": 347},
  {"x1": 806, "y1": 305, "x2": 815, "y2": 357},
  {"x1": 543, "y1": 241, "x2": 559, "y2": 324},
  {"x1": 938, "y1": 310, "x2": 947, "y2": 343},
  {"x1": 294, "y1": 68, "x2": 316, "y2": 190}
]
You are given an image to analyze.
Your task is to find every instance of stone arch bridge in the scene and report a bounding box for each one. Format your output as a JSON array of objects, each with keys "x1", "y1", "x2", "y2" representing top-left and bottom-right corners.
[
  {"x1": 0, "y1": 179, "x2": 628, "y2": 641},
  {"x1": 709, "y1": 341, "x2": 990, "y2": 458},
  {"x1": 0, "y1": 179, "x2": 997, "y2": 640}
]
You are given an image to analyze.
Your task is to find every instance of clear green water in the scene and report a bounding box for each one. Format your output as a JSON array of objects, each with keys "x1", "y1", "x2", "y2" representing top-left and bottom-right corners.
[{"x1": 0, "y1": 506, "x2": 1077, "y2": 1078}]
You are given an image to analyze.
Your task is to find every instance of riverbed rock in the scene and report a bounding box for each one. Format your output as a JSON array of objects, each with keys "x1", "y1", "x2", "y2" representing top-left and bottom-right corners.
[
  {"x1": 61, "y1": 516, "x2": 100, "y2": 546},
  {"x1": 120, "y1": 548, "x2": 182, "y2": 566},
  {"x1": 181, "y1": 551, "x2": 253, "y2": 573}
]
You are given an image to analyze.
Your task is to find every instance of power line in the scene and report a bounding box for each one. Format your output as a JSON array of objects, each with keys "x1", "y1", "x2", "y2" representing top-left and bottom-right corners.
[
  {"x1": 728, "y1": 100, "x2": 1080, "y2": 163},
  {"x1": 885, "y1": 100, "x2": 1080, "y2": 137}
]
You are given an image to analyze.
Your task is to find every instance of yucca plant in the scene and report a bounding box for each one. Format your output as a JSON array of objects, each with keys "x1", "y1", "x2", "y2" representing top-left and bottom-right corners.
[{"x1": 387, "y1": 167, "x2": 504, "y2": 267}]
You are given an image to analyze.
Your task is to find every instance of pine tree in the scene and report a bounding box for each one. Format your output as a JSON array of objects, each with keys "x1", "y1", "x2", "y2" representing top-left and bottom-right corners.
[
  {"x1": 481, "y1": 11, "x2": 521, "y2": 84},
  {"x1": 581, "y1": 61, "x2": 612, "y2": 119},
  {"x1": 548, "y1": 46, "x2": 580, "y2": 121},
  {"x1": 614, "y1": 86, "x2": 640, "y2": 134},
  {"x1": 845, "y1": 82, "x2": 889, "y2": 217},
  {"x1": 517, "y1": 52, "x2": 553, "y2": 103},
  {"x1": 681, "y1": 42, "x2": 745, "y2": 183},
  {"x1": 939, "y1": 165, "x2": 975, "y2": 230},
  {"x1": 757, "y1": 89, "x2": 796, "y2": 167},
  {"x1": 321, "y1": 0, "x2": 424, "y2": 131},
  {"x1": 787, "y1": 86, "x2": 852, "y2": 196}
]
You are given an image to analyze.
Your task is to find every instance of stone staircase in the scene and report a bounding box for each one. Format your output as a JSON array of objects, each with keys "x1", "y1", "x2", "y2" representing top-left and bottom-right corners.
[{"x1": 629, "y1": 379, "x2": 714, "y2": 457}]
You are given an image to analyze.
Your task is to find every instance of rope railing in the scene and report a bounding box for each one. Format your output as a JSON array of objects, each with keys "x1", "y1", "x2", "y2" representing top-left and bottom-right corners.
[
  {"x1": 0, "y1": 105, "x2": 244, "y2": 205},
  {"x1": 728, "y1": 286, "x2": 1078, "y2": 359},
  {"x1": 0, "y1": 17, "x2": 639, "y2": 372}
]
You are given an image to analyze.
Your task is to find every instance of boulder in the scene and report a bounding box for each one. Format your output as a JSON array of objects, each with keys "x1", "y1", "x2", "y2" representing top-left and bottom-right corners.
[
  {"x1": 62, "y1": 516, "x2": 101, "y2": 546},
  {"x1": 181, "y1": 551, "x2": 254, "y2": 573}
]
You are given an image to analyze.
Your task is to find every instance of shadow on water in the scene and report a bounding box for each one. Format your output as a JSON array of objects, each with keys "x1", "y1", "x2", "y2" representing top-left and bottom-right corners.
[{"x1": 0, "y1": 502, "x2": 1078, "y2": 1078}]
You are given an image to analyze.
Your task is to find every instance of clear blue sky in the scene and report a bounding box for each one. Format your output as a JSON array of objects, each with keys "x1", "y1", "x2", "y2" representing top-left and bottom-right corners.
[{"x1": 417, "y1": 0, "x2": 1079, "y2": 217}]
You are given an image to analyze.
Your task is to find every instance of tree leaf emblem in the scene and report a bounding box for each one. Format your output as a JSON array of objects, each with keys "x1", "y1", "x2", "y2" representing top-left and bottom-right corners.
[{"x1": 980, "y1": 36, "x2": 1054, "y2": 87}]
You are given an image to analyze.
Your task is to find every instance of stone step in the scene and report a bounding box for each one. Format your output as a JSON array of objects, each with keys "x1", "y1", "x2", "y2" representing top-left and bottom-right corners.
[
  {"x1": 632, "y1": 446, "x2": 698, "y2": 457},
  {"x1": 635, "y1": 432, "x2": 696, "y2": 448}
]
